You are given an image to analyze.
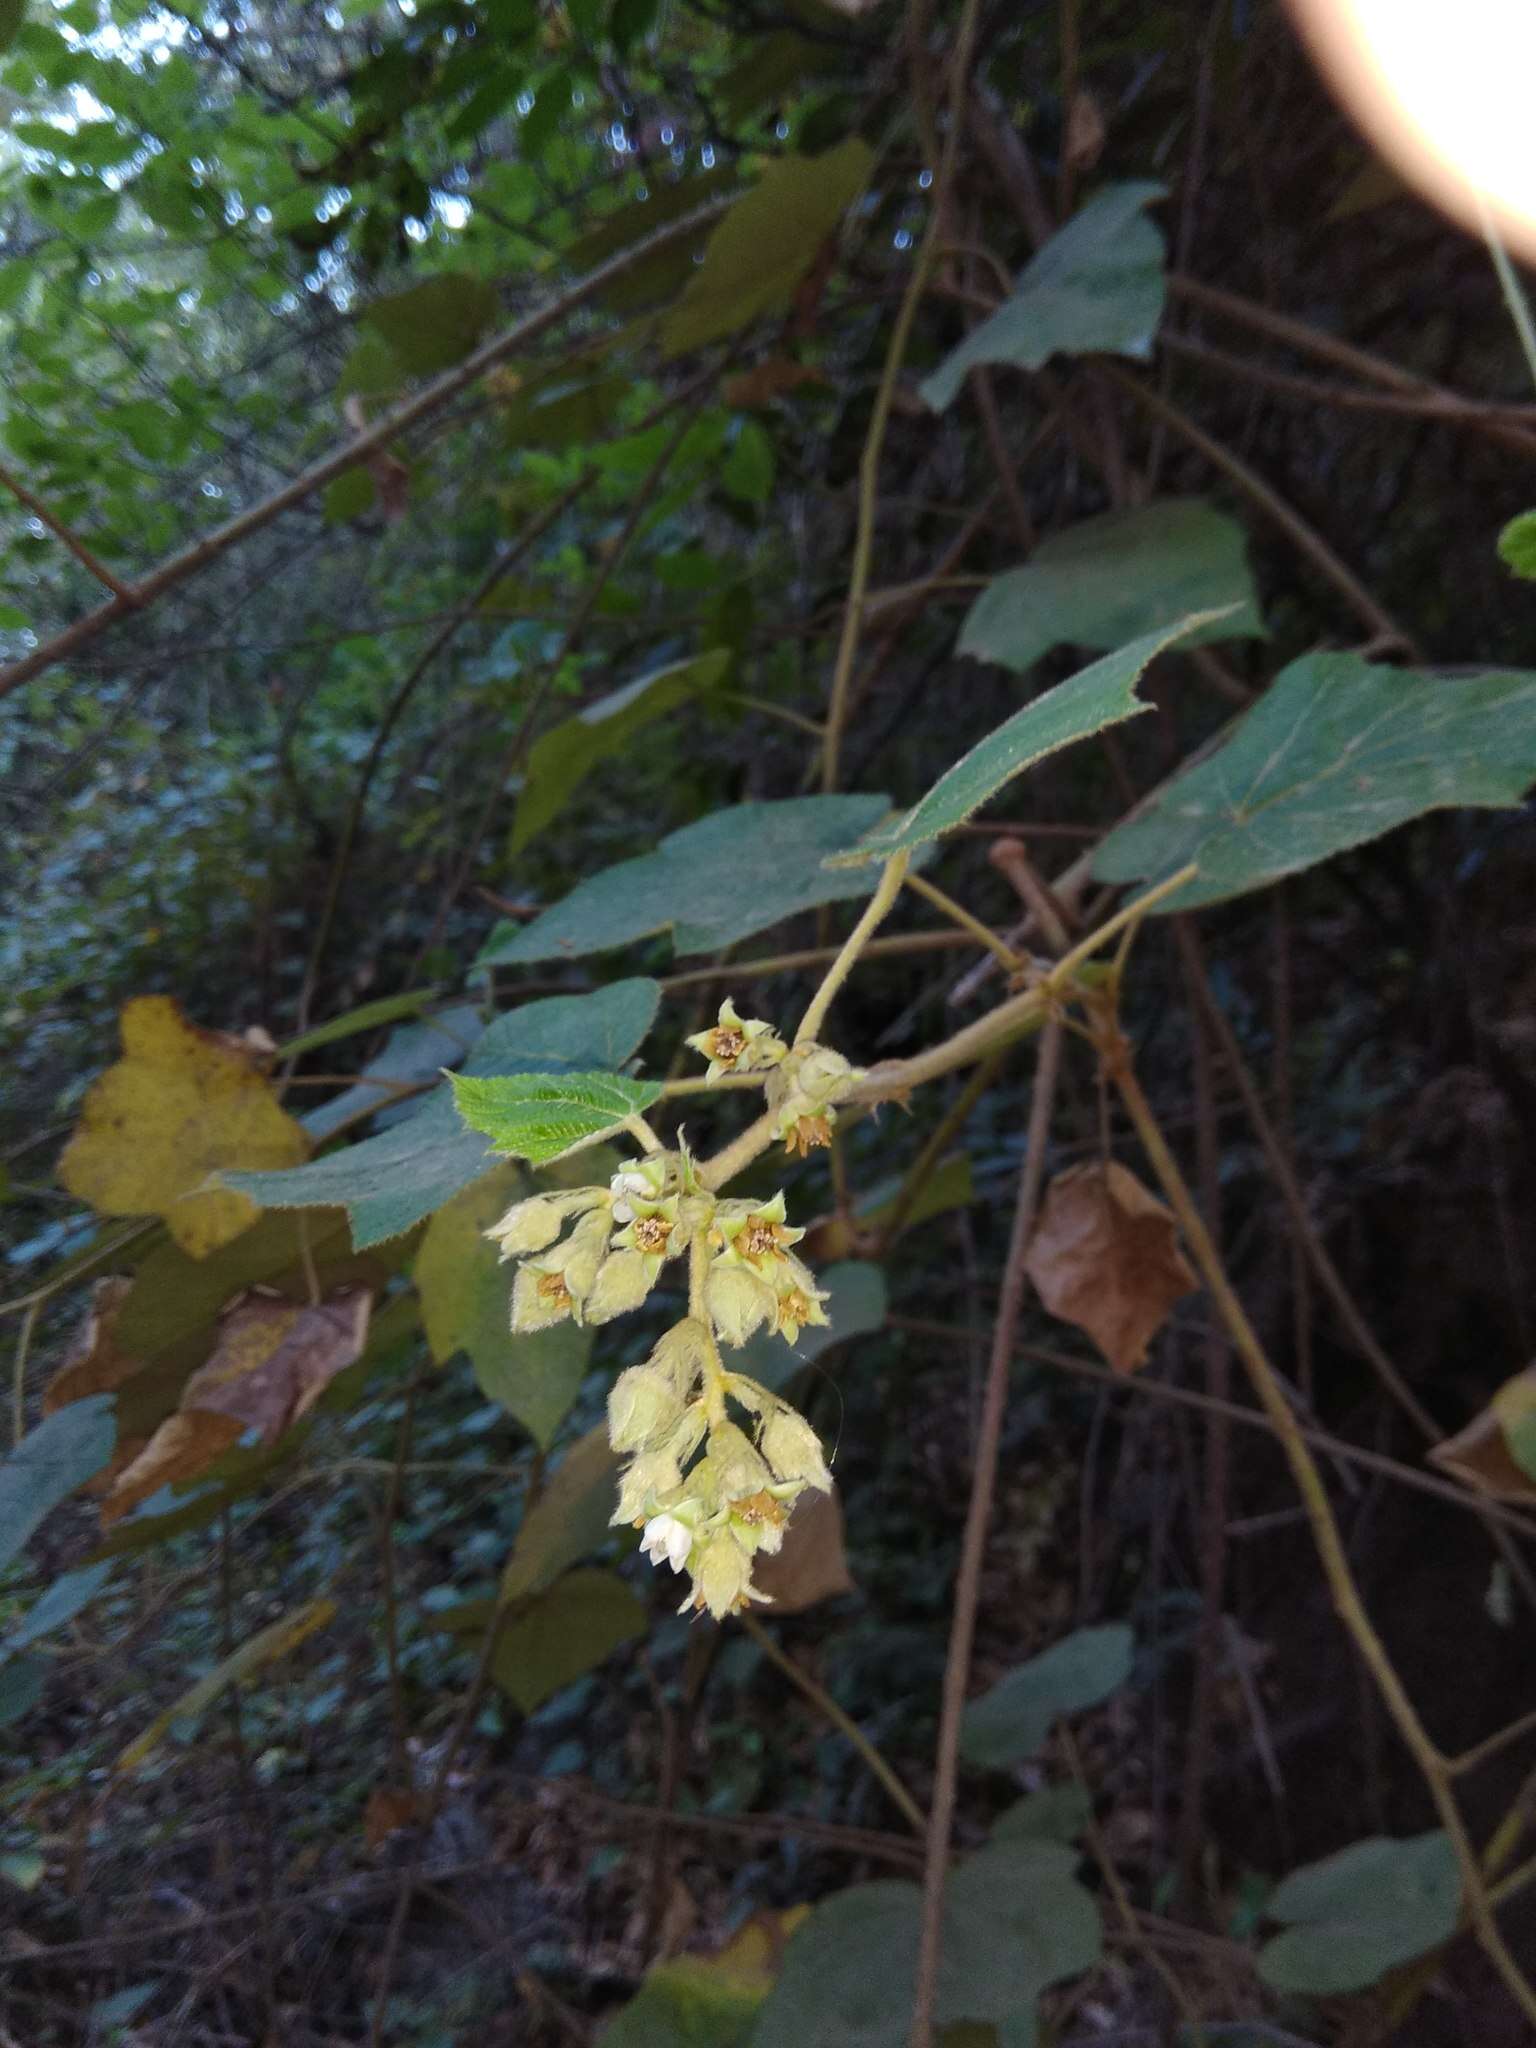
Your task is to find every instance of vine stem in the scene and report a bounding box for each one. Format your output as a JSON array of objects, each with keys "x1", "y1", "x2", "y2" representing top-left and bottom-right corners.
[
  {"x1": 739, "y1": 1613, "x2": 927, "y2": 1836},
  {"x1": 819, "y1": 0, "x2": 985, "y2": 792},
  {"x1": 1105, "y1": 1025, "x2": 1536, "y2": 2029},
  {"x1": 903, "y1": 870, "x2": 1022, "y2": 971},
  {"x1": 796, "y1": 851, "x2": 911, "y2": 1046},
  {"x1": 909, "y1": 1013, "x2": 1064, "y2": 2048}
]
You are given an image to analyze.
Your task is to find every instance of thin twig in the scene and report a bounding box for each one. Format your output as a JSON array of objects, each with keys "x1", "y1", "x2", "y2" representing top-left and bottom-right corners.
[
  {"x1": 0, "y1": 461, "x2": 137, "y2": 600},
  {"x1": 909, "y1": 1013, "x2": 1064, "y2": 2048},
  {"x1": 740, "y1": 1613, "x2": 927, "y2": 1835}
]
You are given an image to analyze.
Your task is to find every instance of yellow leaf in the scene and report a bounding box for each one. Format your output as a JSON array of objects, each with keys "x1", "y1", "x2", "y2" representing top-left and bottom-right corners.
[{"x1": 58, "y1": 996, "x2": 309, "y2": 1258}]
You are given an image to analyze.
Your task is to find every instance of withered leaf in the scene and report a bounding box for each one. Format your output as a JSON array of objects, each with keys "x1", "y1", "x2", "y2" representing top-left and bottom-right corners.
[
  {"x1": 44, "y1": 1276, "x2": 140, "y2": 1416},
  {"x1": 363, "y1": 1785, "x2": 420, "y2": 1852},
  {"x1": 101, "y1": 1286, "x2": 372, "y2": 1524},
  {"x1": 1024, "y1": 1161, "x2": 1198, "y2": 1374},
  {"x1": 722, "y1": 357, "x2": 828, "y2": 409},
  {"x1": 752, "y1": 1485, "x2": 856, "y2": 1615},
  {"x1": 58, "y1": 996, "x2": 308, "y2": 1258},
  {"x1": 1429, "y1": 1364, "x2": 1536, "y2": 1501}
]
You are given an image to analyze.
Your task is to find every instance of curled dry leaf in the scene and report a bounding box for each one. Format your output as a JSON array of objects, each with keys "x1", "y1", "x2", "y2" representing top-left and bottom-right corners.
[
  {"x1": 751, "y1": 1484, "x2": 855, "y2": 1615},
  {"x1": 45, "y1": 1276, "x2": 149, "y2": 1496},
  {"x1": 363, "y1": 1785, "x2": 420, "y2": 1853},
  {"x1": 1024, "y1": 1161, "x2": 1198, "y2": 1374},
  {"x1": 1429, "y1": 1365, "x2": 1536, "y2": 1501},
  {"x1": 58, "y1": 995, "x2": 309, "y2": 1258},
  {"x1": 102, "y1": 1285, "x2": 372, "y2": 1524}
]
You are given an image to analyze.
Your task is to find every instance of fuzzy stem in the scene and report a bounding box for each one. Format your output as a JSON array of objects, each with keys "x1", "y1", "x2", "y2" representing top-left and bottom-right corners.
[{"x1": 796, "y1": 850, "x2": 911, "y2": 1047}]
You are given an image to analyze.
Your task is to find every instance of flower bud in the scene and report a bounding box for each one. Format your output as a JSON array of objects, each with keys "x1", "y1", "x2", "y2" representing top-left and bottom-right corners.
[
  {"x1": 705, "y1": 1419, "x2": 774, "y2": 1501},
  {"x1": 484, "y1": 1192, "x2": 567, "y2": 1258},
  {"x1": 761, "y1": 1405, "x2": 832, "y2": 1491},
  {"x1": 608, "y1": 1363, "x2": 685, "y2": 1454},
  {"x1": 611, "y1": 1445, "x2": 683, "y2": 1525},
  {"x1": 687, "y1": 1528, "x2": 768, "y2": 1618},
  {"x1": 558, "y1": 1206, "x2": 615, "y2": 1309},
  {"x1": 650, "y1": 1319, "x2": 713, "y2": 1393},
  {"x1": 704, "y1": 1261, "x2": 777, "y2": 1347},
  {"x1": 511, "y1": 1260, "x2": 576, "y2": 1332},
  {"x1": 584, "y1": 1248, "x2": 654, "y2": 1325}
]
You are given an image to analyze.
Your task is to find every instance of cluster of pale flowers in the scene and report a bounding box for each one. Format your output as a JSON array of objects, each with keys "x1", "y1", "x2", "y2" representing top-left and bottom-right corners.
[{"x1": 482, "y1": 1001, "x2": 860, "y2": 1619}]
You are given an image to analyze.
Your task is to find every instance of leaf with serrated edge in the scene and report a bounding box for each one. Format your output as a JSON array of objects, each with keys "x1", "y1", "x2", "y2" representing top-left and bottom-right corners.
[
  {"x1": 449, "y1": 1069, "x2": 662, "y2": 1166},
  {"x1": 223, "y1": 981, "x2": 659, "y2": 1248},
  {"x1": 828, "y1": 613, "x2": 1227, "y2": 867},
  {"x1": 1094, "y1": 651, "x2": 1536, "y2": 910},
  {"x1": 921, "y1": 182, "x2": 1165, "y2": 412}
]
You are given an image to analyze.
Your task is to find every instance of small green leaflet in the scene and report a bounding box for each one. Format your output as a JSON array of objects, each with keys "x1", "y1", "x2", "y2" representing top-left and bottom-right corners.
[
  {"x1": 921, "y1": 182, "x2": 1165, "y2": 412},
  {"x1": 960, "y1": 501, "x2": 1263, "y2": 674},
  {"x1": 450, "y1": 1069, "x2": 663, "y2": 1166},
  {"x1": 1497, "y1": 509, "x2": 1536, "y2": 580},
  {"x1": 663, "y1": 138, "x2": 872, "y2": 356},
  {"x1": 1257, "y1": 1832, "x2": 1460, "y2": 1994},
  {"x1": 828, "y1": 614, "x2": 1224, "y2": 867},
  {"x1": 0, "y1": 1397, "x2": 116, "y2": 1575},
  {"x1": 478, "y1": 796, "x2": 895, "y2": 969},
  {"x1": 1093, "y1": 651, "x2": 1536, "y2": 910},
  {"x1": 960, "y1": 1623, "x2": 1133, "y2": 1768},
  {"x1": 510, "y1": 650, "x2": 730, "y2": 855},
  {"x1": 224, "y1": 981, "x2": 658, "y2": 1248}
]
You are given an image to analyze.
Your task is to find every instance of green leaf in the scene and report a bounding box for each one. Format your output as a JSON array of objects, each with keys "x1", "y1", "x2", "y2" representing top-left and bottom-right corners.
[
  {"x1": 990, "y1": 1782, "x2": 1093, "y2": 1846},
  {"x1": 116, "y1": 1598, "x2": 337, "y2": 1774},
  {"x1": 1257, "y1": 1832, "x2": 1460, "y2": 1994},
  {"x1": 478, "y1": 796, "x2": 897, "y2": 970},
  {"x1": 921, "y1": 183, "x2": 1166, "y2": 411},
  {"x1": 828, "y1": 615, "x2": 1223, "y2": 867},
  {"x1": 749, "y1": 1844, "x2": 1100, "y2": 2046},
  {"x1": 224, "y1": 982, "x2": 659, "y2": 1248},
  {"x1": 663, "y1": 139, "x2": 872, "y2": 356},
  {"x1": 489, "y1": 1565, "x2": 645, "y2": 1712},
  {"x1": 721, "y1": 420, "x2": 775, "y2": 506},
  {"x1": 2, "y1": 1562, "x2": 110, "y2": 1656},
  {"x1": 0, "y1": 1655, "x2": 45, "y2": 1729},
  {"x1": 301, "y1": 1003, "x2": 482, "y2": 1142},
  {"x1": 364, "y1": 271, "x2": 499, "y2": 376},
  {"x1": 0, "y1": 0, "x2": 24, "y2": 53},
  {"x1": 502, "y1": 1423, "x2": 621, "y2": 1601},
  {"x1": 0, "y1": 1397, "x2": 116, "y2": 1574},
  {"x1": 1092, "y1": 651, "x2": 1536, "y2": 911},
  {"x1": 738, "y1": 1259, "x2": 887, "y2": 1394},
  {"x1": 960, "y1": 1623, "x2": 1133, "y2": 1768},
  {"x1": 601, "y1": 1956, "x2": 764, "y2": 2048},
  {"x1": 277, "y1": 988, "x2": 442, "y2": 1061},
  {"x1": 938, "y1": 1842, "x2": 1103, "y2": 2027},
  {"x1": 960, "y1": 501, "x2": 1263, "y2": 675},
  {"x1": 449, "y1": 1069, "x2": 663, "y2": 1167},
  {"x1": 1497, "y1": 509, "x2": 1536, "y2": 580},
  {"x1": 414, "y1": 1162, "x2": 591, "y2": 1447},
  {"x1": 321, "y1": 466, "x2": 376, "y2": 523},
  {"x1": 510, "y1": 650, "x2": 730, "y2": 856}
]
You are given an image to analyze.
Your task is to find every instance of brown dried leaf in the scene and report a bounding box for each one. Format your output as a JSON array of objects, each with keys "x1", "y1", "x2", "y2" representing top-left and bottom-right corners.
[
  {"x1": 363, "y1": 1785, "x2": 419, "y2": 1853},
  {"x1": 1024, "y1": 1161, "x2": 1198, "y2": 1374},
  {"x1": 1429, "y1": 1365, "x2": 1536, "y2": 1501},
  {"x1": 104, "y1": 1412, "x2": 246, "y2": 1524},
  {"x1": 722, "y1": 357, "x2": 828, "y2": 409},
  {"x1": 43, "y1": 1276, "x2": 141, "y2": 1415},
  {"x1": 753, "y1": 1485, "x2": 856, "y2": 1615},
  {"x1": 1063, "y1": 90, "x2": 1106, "y2": 175},
  {"x1": 102, "y1": 1285, "x2": 373, "y2": 1524}
]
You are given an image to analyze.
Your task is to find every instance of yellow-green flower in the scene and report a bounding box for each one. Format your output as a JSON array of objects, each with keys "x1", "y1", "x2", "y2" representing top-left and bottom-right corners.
[{"x1": 685, "y1": 998, "x2": 786, "y2": 1083}]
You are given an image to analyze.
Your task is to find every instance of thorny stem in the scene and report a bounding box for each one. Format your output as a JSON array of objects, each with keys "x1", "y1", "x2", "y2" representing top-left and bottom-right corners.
[
  {"x1": 739, "y1": 1613, "x2": 928, "y2": 1837},
  {"x1": 796, "y1": 850, "x2": 911, "y2": 1046},
  {"x1": 1105, "y1": 1023, "x2": 1536, "y2": 2029},
  {"x1": 909, "y1": 1014, "x2": 1064, "y2": 2048}
]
